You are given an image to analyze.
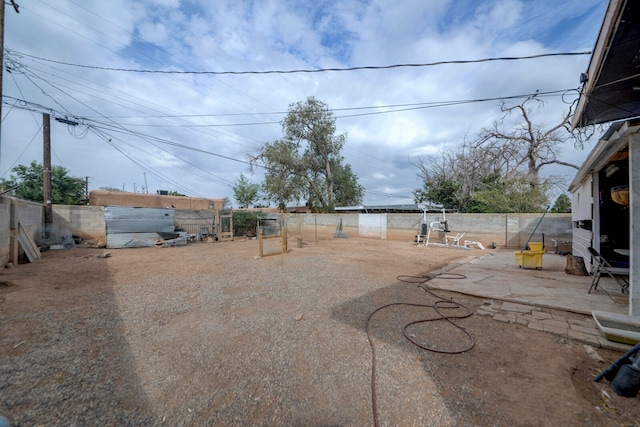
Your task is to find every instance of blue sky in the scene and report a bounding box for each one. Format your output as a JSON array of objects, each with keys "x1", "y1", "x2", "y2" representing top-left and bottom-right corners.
[{"x1": 2, "y1": 0, "x2": 608, "y2": 206}]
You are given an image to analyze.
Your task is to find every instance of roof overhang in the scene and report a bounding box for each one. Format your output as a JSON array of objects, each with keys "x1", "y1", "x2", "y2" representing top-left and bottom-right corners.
[
  {"x1": 568, "y1": 119, "x2": 639, "y2": 192},
  {"x1": 572, "y1": 0, "x2": 640, "y2": 128}
]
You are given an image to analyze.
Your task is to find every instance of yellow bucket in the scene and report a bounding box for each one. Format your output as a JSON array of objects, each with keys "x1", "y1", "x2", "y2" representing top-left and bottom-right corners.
[
  {"x1": 528, "y1": 242, "x2": 544, "y2": 252},
  {"x1": 515, "y1": 251, "x2": 544, "y2": 269}
]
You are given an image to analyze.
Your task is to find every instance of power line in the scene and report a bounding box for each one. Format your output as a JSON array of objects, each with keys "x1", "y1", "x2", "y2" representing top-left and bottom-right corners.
[
  {"x1": 1, "y1": 83, "x2": 583, "y2": 203},
  {"x1": 9, "y1": 49, "x2": 591, "y2": 75},
  {"x1": 1, "y1": 85, "x2": 579, "y2": 193},
  {"x1": 6, "y1": 54, "x2": 266, "y2": 149},
  {"x1": 21, "y1": 88, "x2": 573, "y2": 128}
]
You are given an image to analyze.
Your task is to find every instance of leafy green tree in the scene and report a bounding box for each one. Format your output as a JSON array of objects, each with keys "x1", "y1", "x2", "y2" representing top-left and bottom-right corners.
[
  {"x1": 472, "y1": 175, "x2": 549, "y2": 213},
  {"x1": 332, "y1": 162, "x2": 364, "y2": 207},
  {"x1": 413, "y1": 174, "x2": 464, "y2": 211},
  {"x1": 233, "y1": 173, "x2": 260, "y2": 208},
  {"x1": 258, "y1": 139, "x2": 306, "y2": 210},
  {"x1": 252, "y1": 97, "x2": 362, "y2": 212},
  {"x1": 168, "y1": 191, "x2": 186, "y2": 196},
  {"x1": 550, "y1": 193, "x2": 571, "y2": 213},
  {"x1": 412, "y1": 143, "x2": 501, "y2": 212},
  {"x1": 2, "y1": 161, "x2": 85, "y2": 205}
]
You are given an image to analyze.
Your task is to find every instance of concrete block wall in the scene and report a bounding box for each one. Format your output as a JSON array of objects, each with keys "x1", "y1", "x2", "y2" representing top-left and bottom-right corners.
[
  {"x1": 52, "y1": 205, "x2": 106, "y2": 247},
  {"x1": 282, "y1": 214, "x2": 359, "y2": 239},
  {"x1": 8, "y1": 197, "x2": 44, "y2": 231},
  {"x1": 0, "y1": 196, "x2": 45, "y2": 266},
  {"x1": 0, "y1": 203, "x2": 11, "y2": 265},
  {"x1": 0, "y1": 203, "x2": 571, "y2": 260},
  {"x1": 280, "y1": 212, "x2": 572, "y2": 249}
]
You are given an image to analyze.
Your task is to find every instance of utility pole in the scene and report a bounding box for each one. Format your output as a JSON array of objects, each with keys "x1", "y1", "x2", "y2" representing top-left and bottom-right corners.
[
  {"x1": 0, "y1": 0, "x2": 5, "y2": 168},
  {"x1": 43, "y1": 113, "x2": 52, "y2": 224},
  {"x1": 0, "y1": 1, "x2": 19, "y2": 173},
  {"x1": 143, "y1": 172, "x2": 148, "y2": 194}
]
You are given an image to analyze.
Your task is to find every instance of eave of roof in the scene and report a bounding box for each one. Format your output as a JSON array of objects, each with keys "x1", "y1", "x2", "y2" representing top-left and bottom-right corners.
[{"x1": 572, "y1": 0, "x2": 640, "y2": 128}]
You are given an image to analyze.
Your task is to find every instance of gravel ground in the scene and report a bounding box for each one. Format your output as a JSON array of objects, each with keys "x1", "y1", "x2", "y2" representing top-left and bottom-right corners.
[{"x1": 1, "y1": 237, "x2": 639, "y2": 426}]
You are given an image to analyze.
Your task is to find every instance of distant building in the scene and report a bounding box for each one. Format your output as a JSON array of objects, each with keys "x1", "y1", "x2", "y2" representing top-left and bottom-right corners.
[{"x1": 89, "y1": 190, "x2": 224, "y2": 210}]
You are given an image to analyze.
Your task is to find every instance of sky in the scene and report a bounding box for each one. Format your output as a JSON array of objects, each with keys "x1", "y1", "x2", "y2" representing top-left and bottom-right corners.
[{"x1": 1, "y1": 0, "x2": 609, "y2": 207}]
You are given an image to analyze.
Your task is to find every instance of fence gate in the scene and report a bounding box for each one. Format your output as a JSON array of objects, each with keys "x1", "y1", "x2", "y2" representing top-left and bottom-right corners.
[{"x1": 218, "y1": 209, "x2": 234, "y2": 242}]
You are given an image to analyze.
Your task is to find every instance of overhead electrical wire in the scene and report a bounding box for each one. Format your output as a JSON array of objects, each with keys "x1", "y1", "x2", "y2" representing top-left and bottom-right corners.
[
  {"x1": 2, "y1": 51, "x2": 586, "y2": 203},
  {"x1": 76, "y1": 89, "x2": 572, "y2": 120},
  {"x1": 20, "y1": 62, "x2": 250, "y2": 174},
  {"x1": 4, "y1": 84, "x2": 572, "y2": 170},
  {"x1": 13, "y1": 1, "x2": 283, "y2": 117},
  {"x1": 0, "y1": 125, "x2": 42, "y2": 178},
  {"x1": 10, "y1": 49, "x2": 591, "y2": 75},
  {"x1": 17, "y1": 87, "x2": 573, "y2": 129},
  {"x1": 2, "y1": 82, "x2": 579, "y2": 203},
  {"x1": 6, "y1": 53, "x2": 265, "y2": 150},
  {"x1": 90, "y1": 124, "x2": 236, "y2": 189},
  {"x1": 103, "y1": 88, "x2": 573, "y2": 127},
  {"x1": 5, "y1": 48, "x2": 587, "y2": 196},
  {"x1": 7, "y1": 53, "x2": 575, "y2": 203},
  {"x1": 5, "y1": 3, "x2": 594, "y2": 204},
  {"x1": 2, "y1": 68, "x2": 243, "y2": 195},
  {"x1": 90, "y1": 127, "x2": 200, "y2": 197}
]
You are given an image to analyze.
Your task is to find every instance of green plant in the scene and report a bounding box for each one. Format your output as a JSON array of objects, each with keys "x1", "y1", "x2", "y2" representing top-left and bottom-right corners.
[{"x1": 233, "y1": 210, "x2": 266, "y2": 236}]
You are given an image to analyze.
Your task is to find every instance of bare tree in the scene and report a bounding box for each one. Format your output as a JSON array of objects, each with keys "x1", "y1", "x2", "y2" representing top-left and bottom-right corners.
[{"x1": 474, "y1": 98, "x2": 580, "y2": 187}]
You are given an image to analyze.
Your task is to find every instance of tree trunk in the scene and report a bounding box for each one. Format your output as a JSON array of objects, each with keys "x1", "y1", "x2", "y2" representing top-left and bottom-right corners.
[
  {"x1": 326, "y1": 158, "x2": 334, "y2": 212},
  {"x1": 565, "y1": 255, "x2": 589, "y2": 276}
]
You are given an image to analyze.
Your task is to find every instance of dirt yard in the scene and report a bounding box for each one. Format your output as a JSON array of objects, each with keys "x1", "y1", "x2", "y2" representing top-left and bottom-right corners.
[{"x1": 1, "y1": 236, "x2": 639, "y2": 426}]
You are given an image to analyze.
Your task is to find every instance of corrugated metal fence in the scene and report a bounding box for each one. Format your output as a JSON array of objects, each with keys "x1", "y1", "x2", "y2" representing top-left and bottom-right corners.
[{"x1": 105, "y1": 206, "x2": 176, "y2": 248}]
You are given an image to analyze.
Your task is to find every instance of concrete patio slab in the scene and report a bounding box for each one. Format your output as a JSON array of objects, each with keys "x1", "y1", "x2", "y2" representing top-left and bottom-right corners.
[
  {"x1": 427, "y1": 250, "x2": 633, "y2": 350},
  {"x1": 428, "y1": 250, "x2": 628, "y2": 316}
]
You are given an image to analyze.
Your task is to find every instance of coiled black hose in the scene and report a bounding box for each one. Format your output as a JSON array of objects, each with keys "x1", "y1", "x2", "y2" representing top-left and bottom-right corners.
[{"x1": 365, "y1": 273, "x2": 474, "y2": 427}]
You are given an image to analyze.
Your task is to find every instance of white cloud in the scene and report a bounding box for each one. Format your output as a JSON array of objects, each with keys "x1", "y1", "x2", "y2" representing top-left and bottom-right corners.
[{"x1": 2, "y1": 0, "x2": 608, "y2": 205}]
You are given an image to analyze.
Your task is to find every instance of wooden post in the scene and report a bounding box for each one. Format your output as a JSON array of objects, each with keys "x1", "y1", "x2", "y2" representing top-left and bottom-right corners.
[
  {"x1": 258, "y1": 227, "x2": 263, "y2": 258},
  {"x1": 281, "y1": 225, "x2": 287, "y2": 254},
  {"x1": 280, "y1": 213, "x2": 285, "y2": 254},
  {"x1": 43, "y1": 113, "x2": 52, "y2": 225}
]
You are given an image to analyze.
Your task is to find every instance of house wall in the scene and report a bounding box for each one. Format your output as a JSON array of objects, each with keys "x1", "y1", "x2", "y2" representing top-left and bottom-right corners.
[
  {"x1": 571, "y1": 176, "x2": 595, "y2": 269},
  {"x1": 571, "y1": 177, "x2": 593, "y2": 223},
  {"x1": 630, "y1": 135, "x2": 640, "y2": 316}
]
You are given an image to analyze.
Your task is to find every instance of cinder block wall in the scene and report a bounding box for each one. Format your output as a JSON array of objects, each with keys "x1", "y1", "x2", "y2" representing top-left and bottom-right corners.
[
  {"x1": 0, "y1": 205, "x2": 570, "y2": 256},
  {"x1": 0, "y1": 203, "x2": 11, "y2": 265},
  {"x1": 280, "y1": 212, "x2": 572, "y2": 249},
  {"x1": 52, "y1": 205, "x2": 106, "y2": 246},
  {"x1": 283, "y1": 213, "x2": 359, "y2": 240},
  {"x1": 0, "y1": 196, "x2": 45, "y2": 266}
]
